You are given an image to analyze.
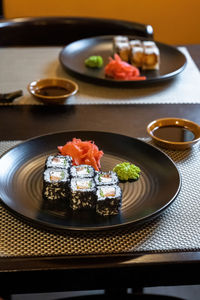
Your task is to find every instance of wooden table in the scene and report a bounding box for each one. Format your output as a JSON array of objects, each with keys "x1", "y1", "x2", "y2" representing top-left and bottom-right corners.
[{"x1": 0, "y1": 45, "x2": 200, "y2": 298}]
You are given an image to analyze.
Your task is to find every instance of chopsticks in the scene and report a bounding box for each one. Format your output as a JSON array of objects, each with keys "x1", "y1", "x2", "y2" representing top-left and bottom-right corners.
[{"x1": 0, "y1": 90, "x2": 23, "y2": 103}]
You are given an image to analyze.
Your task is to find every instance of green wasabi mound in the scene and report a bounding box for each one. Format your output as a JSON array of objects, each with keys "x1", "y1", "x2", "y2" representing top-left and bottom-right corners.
[
  {"x1": 113, "y1": 162, "x2": 141, "y2": 181},
  {"x1": 85, "y1": 56, "x2": 103, "y2": 68}
]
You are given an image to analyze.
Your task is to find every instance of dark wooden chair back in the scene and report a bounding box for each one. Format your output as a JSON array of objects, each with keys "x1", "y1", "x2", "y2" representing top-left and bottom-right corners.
[{"x1": 0, "y1": 17, "x2": 153, "y2": 46}]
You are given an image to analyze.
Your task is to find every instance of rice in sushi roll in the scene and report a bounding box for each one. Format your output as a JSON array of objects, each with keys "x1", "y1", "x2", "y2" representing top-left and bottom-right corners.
[
  {"x1": 70, "y1": 164, "x2": 95, "y2": 178},
  {"x1": 142, "y1": 41, "x2": 157, "y2": 48},
  {"x1": 129, "y1": 39, "x2": 143, "y2": 48},
  {"x1": 94, "y1": 171, "x2": 119, "y2": 186},
  {"x1": 113, "y1": 35, "x2": 129, "y2": 44},
  {"x1": 45, "y1": 155, "x2": 72, "y2": 170}
]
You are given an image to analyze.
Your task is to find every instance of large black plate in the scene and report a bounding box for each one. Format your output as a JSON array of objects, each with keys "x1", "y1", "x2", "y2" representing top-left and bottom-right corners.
[
  {"x1": 0, "y1": 131, "x2": 181, "y2": 230},
  {"x1": 59, "y1": 35, "x2": 187, "y2": 86}
]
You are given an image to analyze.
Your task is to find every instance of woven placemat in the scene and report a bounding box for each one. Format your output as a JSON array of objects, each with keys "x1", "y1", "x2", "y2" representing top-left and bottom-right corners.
[{"x1": 0, "y1": 140, "x2": 200, "y2": 258}]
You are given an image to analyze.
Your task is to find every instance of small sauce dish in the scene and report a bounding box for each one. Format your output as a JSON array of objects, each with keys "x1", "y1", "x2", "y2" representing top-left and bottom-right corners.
[
  {"x1": 27, "y1": 78, "x2": 78, "y2": 104},
  {"x1": 147, "y1": 117, "x2": 200, "y2": 150}
]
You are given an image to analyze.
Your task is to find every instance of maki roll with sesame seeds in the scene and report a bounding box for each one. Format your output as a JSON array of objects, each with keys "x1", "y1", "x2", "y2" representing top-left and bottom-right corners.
[
  {"x1": 42, "y1": 167, "x2": 70, "y2": 211},
  {"x1": 96, "y1": 185, "x2": 122, "y2": 216},
  {"x1": 45, "y1": 154, "x2": 72, "y2": 170},
  {"x1": 70, "y1": 164, "x2": 95, "y2": 178},
  {"x1": 70, "y1": 178, "x2": 96, "y2": 210},
  {"x1": 94, "y1": 171, "x2": 118, "y2": 186}
]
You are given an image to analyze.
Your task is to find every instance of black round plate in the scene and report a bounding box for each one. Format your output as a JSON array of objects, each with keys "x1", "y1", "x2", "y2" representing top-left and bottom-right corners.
[
  {"x1": 0, "y1": 131, "x2": 181, "y2": 230},
  {"x1": 59, "y1": 35, "x2": 187, "y2": 86}
]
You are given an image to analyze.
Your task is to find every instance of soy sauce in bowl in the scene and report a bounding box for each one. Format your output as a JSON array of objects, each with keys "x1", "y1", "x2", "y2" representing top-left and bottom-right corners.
[
  {"x1": 147, "y1": 118, "x2": 200, "y2": 150},
  {"x1": 153, "y1": 126, "x2": 195, "y2": 142},
  {"x1": 28, "y1": 78, "x2": 78, "y2": 104},
  {"x1": 36, "y1": 86, "x2": 71, "y2": 97}
]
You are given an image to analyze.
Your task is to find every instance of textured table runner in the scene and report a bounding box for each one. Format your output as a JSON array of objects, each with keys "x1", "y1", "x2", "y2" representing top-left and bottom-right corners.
[
  {"x1": 0, "y1": 140, "x2": 200, "y2": 258},
  {"x1": 0, "y1": 47, "x2": 200, "y2": 105}
]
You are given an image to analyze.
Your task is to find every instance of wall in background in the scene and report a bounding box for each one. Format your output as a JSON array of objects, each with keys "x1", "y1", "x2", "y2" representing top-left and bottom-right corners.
[
  {"x1": 0, "y1": 0, "x2": 3, "y2": 17},
  {"x1": 3, "y1": 0, "x2": 200, "y2": 44}
]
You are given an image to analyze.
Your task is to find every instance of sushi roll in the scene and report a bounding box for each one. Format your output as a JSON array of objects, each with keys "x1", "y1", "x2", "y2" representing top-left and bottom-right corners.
[
  {"x1": 113, "y1": 38, "x2": 130, "y2": 62},
  {"x1": 42, "y1": 168, "x2": 70, "y2": 211},
  {"x1": 94, "y1": 171, "x2": 119, "y2": 186},
  {"x1": 96, "y1": 185, "x2": 122, "y2": 216},
  {"x1": 45, "y1": 154, "x2": 72, "y2": 170},
  {"x1": 70, "y1": 178, "x2": 96, "y2": 210},
  {"x1": 70, "y1": 164, "x2": 95, "y2": 178},
  {"x1": 129, "y1": 39, "x2": 143, "y2": 48},
  {"x1": 142, "y1": 46, "x2": 160, "y2": 70},
  {"x1": 130, "y1": 46, "x2": 144, "y2": 68},
  {"x1": 142, "y1": 41, "x2": 157, "y2": 48},
  {"x1": 113, "y1": 35, "x2": 129, "y2": 44}
]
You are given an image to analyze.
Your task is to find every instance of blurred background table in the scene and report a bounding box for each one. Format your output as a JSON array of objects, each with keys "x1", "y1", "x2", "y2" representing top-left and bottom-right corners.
[{"x1": 0, "y1": 44, "x2": 199, "y2": 139}]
